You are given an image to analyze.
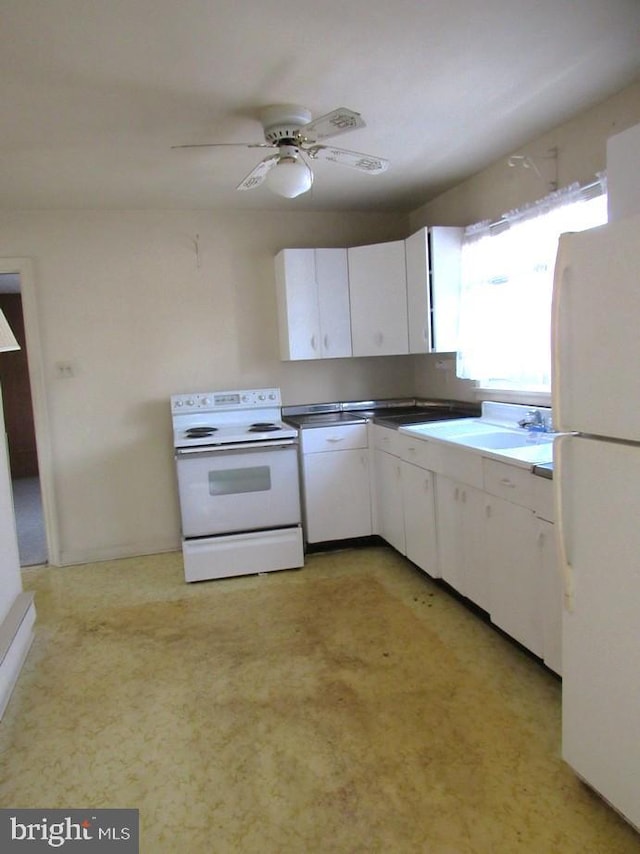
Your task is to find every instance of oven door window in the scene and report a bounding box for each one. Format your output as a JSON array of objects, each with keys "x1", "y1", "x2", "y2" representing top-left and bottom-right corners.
[{"x1": 209, "y1": 465, "x2": 271, "y2": 496}]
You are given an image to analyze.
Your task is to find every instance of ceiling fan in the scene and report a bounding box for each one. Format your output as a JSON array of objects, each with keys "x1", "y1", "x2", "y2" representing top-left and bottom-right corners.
[{"x1": 172, "y1": 104, "x2": 389, "y2": 198}]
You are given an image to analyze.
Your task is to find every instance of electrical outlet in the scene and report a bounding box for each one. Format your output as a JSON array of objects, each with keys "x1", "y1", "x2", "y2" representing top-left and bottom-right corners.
[{"x1": 55, "y1": 361, "x2": 76, "y2": 379}]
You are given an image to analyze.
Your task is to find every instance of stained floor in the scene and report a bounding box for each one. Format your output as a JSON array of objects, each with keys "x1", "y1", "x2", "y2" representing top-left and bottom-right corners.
[{"x1": 1, "y1": 547, "x2": 638, "y2": 853}]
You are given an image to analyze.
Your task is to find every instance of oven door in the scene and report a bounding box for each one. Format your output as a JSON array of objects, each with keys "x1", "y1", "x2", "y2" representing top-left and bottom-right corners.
[{"x1": 175, "y1": 440, "x2": 301, "y2": 538}]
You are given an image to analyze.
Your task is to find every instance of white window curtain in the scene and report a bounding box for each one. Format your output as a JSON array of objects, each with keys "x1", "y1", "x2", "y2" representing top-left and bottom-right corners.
[{"x1": 456, "y1": 180, "x2": 608, "y2": 392}]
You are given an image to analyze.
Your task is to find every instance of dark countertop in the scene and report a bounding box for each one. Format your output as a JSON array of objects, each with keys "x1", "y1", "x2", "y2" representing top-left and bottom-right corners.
[
  {"x1": 371, "y1": 406, "x2": 479, "y2": 429},
  {"x1": 284, "y1": 411, "x2": 368, "y2": 428},
  {"x1": 532, "y1": 462, "x2": 553, "y2": 479},
  {"x1": 283, "y1": 398, "x2": 481, "y2": 430}
]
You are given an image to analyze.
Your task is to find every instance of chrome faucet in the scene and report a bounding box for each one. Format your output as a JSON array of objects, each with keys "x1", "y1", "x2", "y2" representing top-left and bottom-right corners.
[{"x1": 518, "y1": 409, "x2": 544, "y2": 429}]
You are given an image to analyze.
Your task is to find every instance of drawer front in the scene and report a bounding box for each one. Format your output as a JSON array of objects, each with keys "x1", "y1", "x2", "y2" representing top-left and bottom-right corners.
[
  {"x1": 483, "y1": 458, "x2": 533, "y2": 508},
  {"x1": 533, "y1": 476, "x2": 554, "y2": 522},
  {"x1": 429, "y1": 441, "x2": 483, "y2": 488},
  {"x1": 398, "y1": 433, "x2": 433, "y2": 470},
  {"x1": 301, "y1": 423, "x2": 369, "y2": 454},
  {"x1": 373, "y1": 424, "x2": 402, "y2": 457}
]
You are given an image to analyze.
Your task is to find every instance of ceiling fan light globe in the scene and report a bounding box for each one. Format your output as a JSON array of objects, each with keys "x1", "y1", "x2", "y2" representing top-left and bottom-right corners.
[{"x1": 266, "y1": 159, "x2": 313, "y2": 198}]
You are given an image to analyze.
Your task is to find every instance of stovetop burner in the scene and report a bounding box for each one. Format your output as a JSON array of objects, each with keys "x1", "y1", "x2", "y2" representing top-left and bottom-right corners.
[
  {"x1": 186, "y1": 426, "x2": 218, "y2": 436},
  {"x1": 249, "y1": 422, "x2": 280, "y2": 432}
]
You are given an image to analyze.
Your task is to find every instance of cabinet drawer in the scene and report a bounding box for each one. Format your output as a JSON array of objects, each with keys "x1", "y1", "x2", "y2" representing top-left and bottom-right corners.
[
  {"x1": 301, "y1": 423, "x2": 368, "y2": 454},
  {"x1": 533, "y1": 476, "x2": 555, "y2": 522},
  {"x1": 483, "y1": 459, "x2": 533, "y2": 508},
  {"x1": 398, "y1": 433, "x2": 433, "y2": 470},
  {"x1": 373, "y1": 425, "x2": 402, "y2": 457}
]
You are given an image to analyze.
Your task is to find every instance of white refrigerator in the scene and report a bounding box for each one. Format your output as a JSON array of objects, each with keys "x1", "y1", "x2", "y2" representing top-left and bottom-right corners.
[{"x1": 552, "y1": 211, "x2": 640, "y2": 831}]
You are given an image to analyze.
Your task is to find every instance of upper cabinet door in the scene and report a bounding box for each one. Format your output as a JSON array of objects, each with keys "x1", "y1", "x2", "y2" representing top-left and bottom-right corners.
[
  {"x1": 274, "y1": 248, "x2": 351, "y2": 361},
  {"x1": 405, "y1": 226, "x2": 463, "y2": 354},
  {"x1": 429, "y1": 226, "x2": 463, "y2": 353},
  {"x1": 405, "y1": 228, "x2": 431, "y2": 353},
  {"x1": 314, "y1": 248, "x2": 352, "y2": 359},
  {"x1": 348, "y1": 240, "x2": 408, "y2": 356}
]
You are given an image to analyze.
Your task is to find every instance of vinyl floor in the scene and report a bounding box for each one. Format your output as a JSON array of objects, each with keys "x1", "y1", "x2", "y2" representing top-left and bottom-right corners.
[{"x1": 1, "y1": 547, "x2": 638, "y2": 853}]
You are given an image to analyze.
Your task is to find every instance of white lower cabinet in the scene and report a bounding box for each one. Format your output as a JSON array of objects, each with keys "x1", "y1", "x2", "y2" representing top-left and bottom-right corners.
[
  {"x1": 300, "y1": 424, "x2": 372, "y2": 544},
  {"x1": 374, "y1": 436, "x2": 405, "y2": 553},
  {"x1": 402, "y1": 460, "x2": 438, "y2": 577},
  {"x1": 435, "y1": 476, "x2": 489, "y2": 607},
  {"x1": 374, "y1": 431, "x2": 561, "y2": 667},
  {"x1": 373, "y1": 426, "x2": 438, "y2": 575},
  {"x1": 483, "y1": 458, "x2": 543, "y2": 658},
  {"x1": 486, "y1": 495, "x2": 542, "y2": 657},
  {"x1": 534, "y1": 475, "x2": 562, "y2": 675}
]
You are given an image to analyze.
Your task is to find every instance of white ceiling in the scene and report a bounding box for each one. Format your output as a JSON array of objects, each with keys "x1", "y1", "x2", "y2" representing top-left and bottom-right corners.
[{"x1": 2, "y1": 0, "x2": 640, "y2": 213}]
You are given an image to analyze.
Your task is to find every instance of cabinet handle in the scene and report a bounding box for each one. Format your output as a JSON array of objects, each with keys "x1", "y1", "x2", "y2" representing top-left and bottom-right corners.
[
  {"x1": 311, "y1": 334, "x2": 318, "y2": 351},
  {"x1": 323, "y1": 334, "x2": 329, "y2": 350},
  {"x1": 538, "y1": 531, "x2": 545, "y2": 547},
  {"x1": 461, "y1": 489, "x2": 467, "y2": 503},
  {"x1": 326, "y1": 437, "x2": 345, "y2": 444},
  {"x1": 454, "y1": 487, "x2": 459, "y2": 501},
  {"x1": 423, "y1": 478, "x2": 429, "y2": 492},
  {"x1": 486, "y1": 504, "x2": 492, "y2": 518},
  {"x1": 499, "y1": 478, "x2": 516, "y2": 488},
  {"x1": 375, "y1": 331, "x2": 384, "y2": 347}
]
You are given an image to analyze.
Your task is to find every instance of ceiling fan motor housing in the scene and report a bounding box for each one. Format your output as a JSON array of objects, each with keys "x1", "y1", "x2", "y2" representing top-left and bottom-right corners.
[{"x1": 260, "y1": 104, "x2": 313, "y2": 144}]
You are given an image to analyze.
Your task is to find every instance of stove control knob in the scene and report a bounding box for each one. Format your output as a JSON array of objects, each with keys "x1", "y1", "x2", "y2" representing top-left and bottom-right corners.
[
  {"x1": 258, "y1": 394, "x2": 266, "y2": 401},
  {"x1": 174, "y1": 400, "x2": 184, "y2": 408},
  {"x1": 201, "y1": 398, "x2": 210, "y2": 406},
  {"x1": 186, "y1": 398, "x2": 195, "y2": 407},
  {"x1": 268, "y1": 393, "x2": 276, "y2": 400}
]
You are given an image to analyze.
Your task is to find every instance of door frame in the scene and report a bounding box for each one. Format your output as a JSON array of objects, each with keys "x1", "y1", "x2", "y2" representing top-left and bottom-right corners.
[{"x1": 0, "y1": 258, "x2": 59, "y2": 565}]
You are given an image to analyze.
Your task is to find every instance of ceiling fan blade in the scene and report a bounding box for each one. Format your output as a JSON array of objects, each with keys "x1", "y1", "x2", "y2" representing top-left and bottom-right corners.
[
  {"x1": 236, "y1": 155, "x2": 279, "y2": 191},
  {"x1": 306, "y1": 145, "x2": 389, "y2": 174},
  {"x1": 171, "y1": 142, "x2": 275, "y2": 150},
  {"x1": 301, "y1": 108, "x2": 365, "y2": 142}
]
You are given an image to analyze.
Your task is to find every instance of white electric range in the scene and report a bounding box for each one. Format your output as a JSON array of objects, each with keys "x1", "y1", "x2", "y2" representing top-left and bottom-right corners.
[{"x1": 171, "y1": 387, "x2": 304, "y2": 582}]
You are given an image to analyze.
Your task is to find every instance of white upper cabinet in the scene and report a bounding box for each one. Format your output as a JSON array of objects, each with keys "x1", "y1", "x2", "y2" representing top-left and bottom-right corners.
[
  {"x1": 348, "y1": 240, "x2": 409, "y2": 356},
  {"x1": 405, "y1": 226, "x2": 463, "y2": 354},
  {"x1": 274, "y1": 248, "x2": 352, "y2": 360}
]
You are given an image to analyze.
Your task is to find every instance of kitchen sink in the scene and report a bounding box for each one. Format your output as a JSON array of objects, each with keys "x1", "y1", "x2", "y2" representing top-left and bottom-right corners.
[{"x1": 459, "y1": 431, "x2": 554, "y2": 450}]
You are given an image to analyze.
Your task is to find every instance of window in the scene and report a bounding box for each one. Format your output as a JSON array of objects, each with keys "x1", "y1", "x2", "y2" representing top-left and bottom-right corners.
[{"x1": 456, "y1": 181, "x2": 608, "y2": 393}]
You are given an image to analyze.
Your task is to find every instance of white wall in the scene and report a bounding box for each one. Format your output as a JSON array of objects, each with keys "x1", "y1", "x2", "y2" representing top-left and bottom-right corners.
[
  {"x1": 0, "y1": 388, "x2": 22, "y2": 620},
  {"x1": 0, "y1": 209, "x2": 410, "y2": 565}
]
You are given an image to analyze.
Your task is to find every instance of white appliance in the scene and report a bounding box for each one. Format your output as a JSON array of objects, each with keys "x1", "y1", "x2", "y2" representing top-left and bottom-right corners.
[
  {"x1": 552, "y1": 212, "x2": 640, "y2": 831},
  {"x1": 607, "y1": 122, "x2": 640, "y2": 222},
  {"x1": 171, "y1": 388, "x2": 304, "y2": 582}
]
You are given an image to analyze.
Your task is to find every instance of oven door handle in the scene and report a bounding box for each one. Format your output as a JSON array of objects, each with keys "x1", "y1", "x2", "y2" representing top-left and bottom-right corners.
[{"x1": 176, "y1": 439, "x2": 298, "y2": 456}]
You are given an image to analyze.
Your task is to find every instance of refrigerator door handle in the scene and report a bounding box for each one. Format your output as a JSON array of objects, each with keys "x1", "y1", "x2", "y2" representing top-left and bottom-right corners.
[
  {"x1": 554, "y1": 433, "x2": 575, "y2": 612},
  {"x1": 551, "y1": 241, "x2": 571, "y2": 431}
]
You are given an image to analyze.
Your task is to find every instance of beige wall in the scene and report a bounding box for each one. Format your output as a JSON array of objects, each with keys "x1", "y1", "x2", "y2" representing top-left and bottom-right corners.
[
  {"x1": 410, "y1": 77, "x2": 640, "y2": 402},
  {"x1": 410, "y1": 78, "x2": 640, "y2": 229},
  {"x1": 2, "y1": 78, "x2": 639, "y2": 565},
  {"x1": 0, "y1": 209, "x2": 410, "y2": 564}
]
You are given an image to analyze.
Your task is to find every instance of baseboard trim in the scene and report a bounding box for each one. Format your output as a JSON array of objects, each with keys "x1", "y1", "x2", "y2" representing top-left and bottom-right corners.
[
  {"x1": 0, "y1": 592, "x2": 36, "y2": 719},
  {"x1": 56, "y1": 539, "x2": 180, "y2": 567}
]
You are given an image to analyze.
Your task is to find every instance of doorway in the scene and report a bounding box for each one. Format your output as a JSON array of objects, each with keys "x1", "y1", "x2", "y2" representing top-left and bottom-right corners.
[{"x1": 0, "y1": 261, "x2": 56, "y2": 566}]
